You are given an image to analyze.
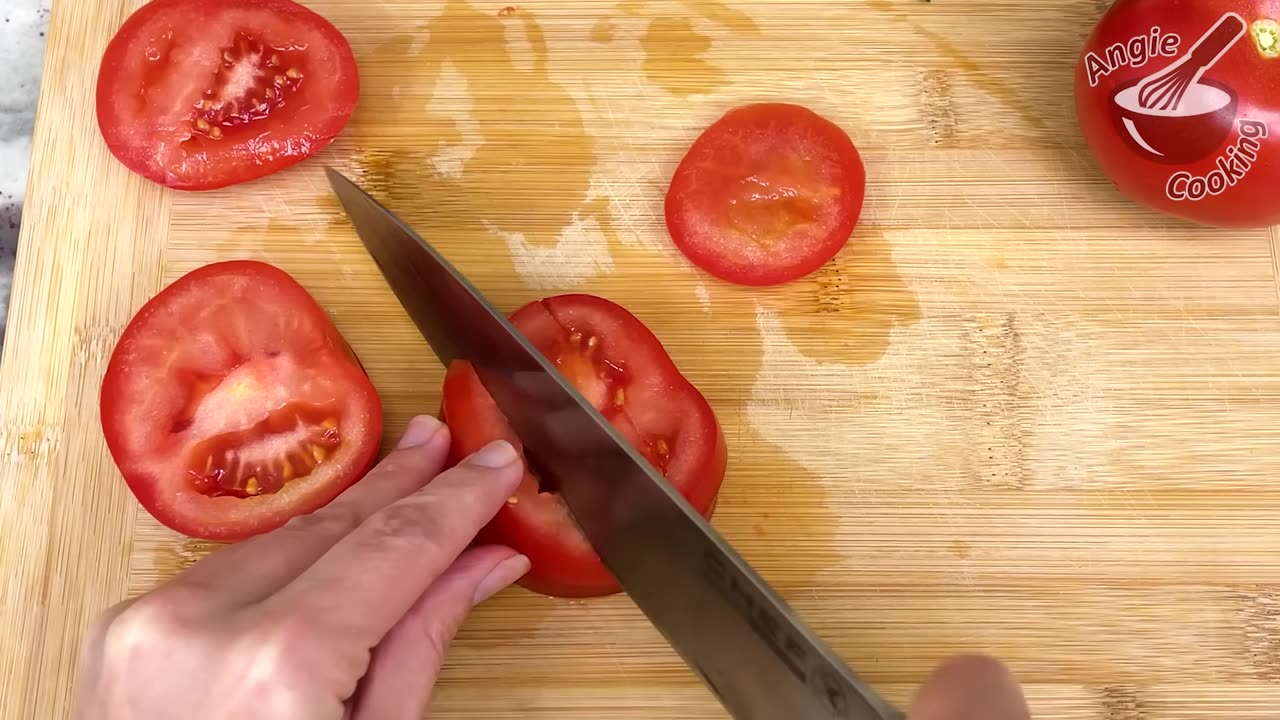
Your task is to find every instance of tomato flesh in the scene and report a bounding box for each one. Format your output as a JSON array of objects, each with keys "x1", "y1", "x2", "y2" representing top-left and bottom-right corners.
[
  {"x1": 441, "y1": 294, "x2": 728, "y2": 598},
  {"x1": 665, "y1": 102, "x2": 867, "y2": 287},
  {"x1": 95, "y1": 0, "x2": 360, "y2": 190},
  {"x1": 1074, "y1": 0, "x2": 1280, "y2": 227},
  {"x1": 101, "y1": 261, "x2": 383, "y2": 541}
]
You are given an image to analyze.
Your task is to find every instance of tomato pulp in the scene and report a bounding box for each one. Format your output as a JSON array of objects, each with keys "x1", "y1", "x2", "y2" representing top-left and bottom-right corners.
[
  {"x1": 1074, "y1": 0, "x2": 1280, "y2": 227},
  {"x1": 441, "y1": 294, "x2": 728, "y2": 598},
  {"x1": 101, "y1": 261, "x2": 383, "y2": 541},
  {"x1": 665, "y1": 102, "x2": 867, "y2": 287},
  {"x1": 95, "y1": 0, "x2": 360, "y2": 190}
]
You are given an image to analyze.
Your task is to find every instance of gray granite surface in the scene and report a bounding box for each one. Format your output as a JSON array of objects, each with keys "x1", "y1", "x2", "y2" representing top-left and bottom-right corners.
[{"x1": 0, "y1": 0, "x2": 51, "y2": 350}]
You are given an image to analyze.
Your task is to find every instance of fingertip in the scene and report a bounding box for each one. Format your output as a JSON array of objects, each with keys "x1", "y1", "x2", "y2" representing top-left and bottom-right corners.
[
  {"x1": 396, "y1": 414, "x2": 446, "y2": 449},
  {"x1": 465, "y1": 439, "x2": 519, "y2": 469},
  {"x1": 472, "y1": 552, "x2": 531, "y2": 605},
  {"x1": 909, "y1": 654, "x2": 1029, "y2": 720}
]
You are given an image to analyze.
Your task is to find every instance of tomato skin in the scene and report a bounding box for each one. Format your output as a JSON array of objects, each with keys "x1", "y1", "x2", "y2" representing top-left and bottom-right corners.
[
  {"x1": 1074, "y1": 0, "x2": 1280, "y2": 228},
  {"x1": 95, "y1": 0, "x2": 360, "y2": 190},
  {"x1": 100, "y1": 261, "x2": 383, "y2": 541},
  {"x1": 665, "y1": 102, "x2": 866, "y2": 287},
  {"x1": 441, "y1": 294, "x2": 728, "y2": 598}
]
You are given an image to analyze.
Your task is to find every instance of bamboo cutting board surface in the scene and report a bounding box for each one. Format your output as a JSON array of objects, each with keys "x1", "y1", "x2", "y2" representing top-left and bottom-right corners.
[{"x1": 4, "y1": 0, "x2": 1280, "y2": 717}]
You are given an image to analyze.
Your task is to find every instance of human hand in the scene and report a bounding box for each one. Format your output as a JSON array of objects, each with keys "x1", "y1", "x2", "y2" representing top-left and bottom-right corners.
[
  {"x1": 909, "y1": 654, "x2": 1031, "y2": 720},
  {"x1": 75, "y1": 415, "x2": 529, "y2": 720}
]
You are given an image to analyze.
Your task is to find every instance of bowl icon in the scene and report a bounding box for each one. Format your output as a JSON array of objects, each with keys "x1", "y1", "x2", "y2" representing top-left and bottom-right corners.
[{"x1": 1108, "y1": 77, "x2": 1238, "y2": 164}]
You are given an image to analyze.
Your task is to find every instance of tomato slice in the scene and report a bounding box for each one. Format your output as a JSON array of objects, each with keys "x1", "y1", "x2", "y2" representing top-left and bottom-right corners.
[
  {"x1": 100, "y1": 261, "x2": 383, "y2": 541},
  {"x1": 664, "y1": 102, "x2": 867, "y2": 287},
  {"x1": 95, "y1": 0, "x2": 360, "y2": 190},
  {"x1": 441, "y1": 294, "x2": 728, "y2": 598}
]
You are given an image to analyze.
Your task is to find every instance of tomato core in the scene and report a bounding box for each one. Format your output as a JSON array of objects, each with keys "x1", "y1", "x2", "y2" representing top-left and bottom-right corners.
[{"x1": 191, "y1": 33, "x2": 307, "y2": 139}]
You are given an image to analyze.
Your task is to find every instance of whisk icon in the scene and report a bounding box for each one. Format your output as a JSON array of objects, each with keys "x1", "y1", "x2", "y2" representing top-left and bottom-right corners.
[{"x1": 1137, "y1": 12, "x2": 1247, "y2": 112}]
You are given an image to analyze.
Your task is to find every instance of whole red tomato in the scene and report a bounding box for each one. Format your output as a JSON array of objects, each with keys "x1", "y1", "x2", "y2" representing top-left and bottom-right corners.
[{"x1": 1074, "y1": 0, "x2": 1280, "y2": 228}]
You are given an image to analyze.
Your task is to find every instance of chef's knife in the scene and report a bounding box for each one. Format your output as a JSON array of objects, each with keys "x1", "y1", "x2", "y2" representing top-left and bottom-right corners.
[{"x1": 325, "y1": 167, "x2": 902, "y2": 720}]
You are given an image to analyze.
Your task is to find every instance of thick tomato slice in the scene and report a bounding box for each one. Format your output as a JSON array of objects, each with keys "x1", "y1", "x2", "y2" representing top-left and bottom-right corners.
[
  {"x1": 441, "y1": 294, "x2": 728, "y2": 598},
  {"x1": 95, "y1": 0, "x2": 360, "y2": 190},
  {"x1": 100, "y1": 261, "x2": 383, "y2": 541},
  {"x1": 664, "y1": 102, "x2": 867, "y2": 287}
]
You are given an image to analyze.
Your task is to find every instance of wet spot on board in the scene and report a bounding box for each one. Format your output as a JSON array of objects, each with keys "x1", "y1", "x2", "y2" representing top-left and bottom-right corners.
[
  {"x1": 591, "y1": 18, "x2": 616, "y2": 43},
  {"x1": 150, "y1": 538, "x2": 225, "y2": 586},
  {"x1": 640, "y1": 17, "x2": 726, "y2": 97}
]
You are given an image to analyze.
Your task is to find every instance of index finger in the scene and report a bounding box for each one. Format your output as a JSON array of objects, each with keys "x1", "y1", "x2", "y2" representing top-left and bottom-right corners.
[
  {"x1": 261, "y1": 439, "x2": 525, "y2": 650},
  {"x1": 163, "y1": 415, "x2": 453, "y2": 606}
]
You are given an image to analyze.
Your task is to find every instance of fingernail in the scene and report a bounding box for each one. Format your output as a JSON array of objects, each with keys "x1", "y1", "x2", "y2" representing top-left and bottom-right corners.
[
  {"x1": 466, "y1": 440, "x2": 518, "y2": 468},
  {"x1": 396, "y1": 415, "x2": 443, "y2": 449},
  {"x1": 473, "y1": 554, "x2": 531, "y2": 604}
]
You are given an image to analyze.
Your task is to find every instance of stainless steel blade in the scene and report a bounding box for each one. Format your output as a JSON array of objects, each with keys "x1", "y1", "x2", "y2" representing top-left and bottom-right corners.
[{"x1": 326, "y1": 167, "x2": 903, "y2": 720}]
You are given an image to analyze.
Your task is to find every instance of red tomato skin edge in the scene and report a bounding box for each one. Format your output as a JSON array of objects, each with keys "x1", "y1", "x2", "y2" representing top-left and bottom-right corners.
[
  {"x1": 481, "y1": 425, "x2": 729, "y2": 600},
  {"x1": 665, "y1": 102, "x2": 866, "y2": 287},
  {"x1": 100, "y1": 261, "x2": 383, "y2": 542},
  {"x1": 95, "y1": 0, "x2": 360, "y2": 191}
]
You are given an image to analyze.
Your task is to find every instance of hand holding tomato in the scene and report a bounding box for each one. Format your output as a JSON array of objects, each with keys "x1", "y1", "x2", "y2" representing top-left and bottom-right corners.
[{"x1": 76, "y1": 416, "x2": 530, "y2": 720}]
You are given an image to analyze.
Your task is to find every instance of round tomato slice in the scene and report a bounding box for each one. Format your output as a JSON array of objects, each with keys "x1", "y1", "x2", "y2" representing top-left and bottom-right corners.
[
  {"x1": 100, "y1": 261, "x2": 383, "y2": 541},
  {"x1": 664, "y1": 102, "x2": 867, "y2": 287},
  {"x1": 95, "y1": 0, "x2": 360, "y2": 190},
  {"x1": 441, "y1": 294, "x2": 728, "y2": 598}
]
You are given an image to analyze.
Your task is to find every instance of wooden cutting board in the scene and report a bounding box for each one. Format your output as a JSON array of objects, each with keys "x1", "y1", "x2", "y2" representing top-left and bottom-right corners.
[{"x1": 4, "y1": 0, "x2": 1280, "y2": 717}]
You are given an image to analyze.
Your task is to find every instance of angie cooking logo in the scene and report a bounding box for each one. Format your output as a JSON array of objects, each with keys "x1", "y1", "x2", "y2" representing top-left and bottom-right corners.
[{"x1": 1083, "y1": 12, "x2": 1269, "y2": 202}]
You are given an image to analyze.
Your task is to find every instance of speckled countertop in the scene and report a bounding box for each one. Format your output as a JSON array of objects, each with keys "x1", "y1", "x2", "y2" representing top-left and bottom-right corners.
[{"x1": 0, "y1": 0, "x2": 51, "y2": 350}]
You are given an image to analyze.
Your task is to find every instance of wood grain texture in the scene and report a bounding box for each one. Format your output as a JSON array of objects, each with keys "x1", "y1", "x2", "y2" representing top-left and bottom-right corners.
[{"x1": 4, "y1": 0, "x2": 1280, "y2": 718}]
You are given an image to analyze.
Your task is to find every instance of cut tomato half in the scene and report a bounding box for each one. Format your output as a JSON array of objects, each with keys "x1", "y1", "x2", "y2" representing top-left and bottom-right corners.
[
  {"x1": 665, "y1": 102, "x2": 867, "y2": 286},
  {"x1": 95, "y1": 0, "x2": 360, "y2": 190},
  {"x1": 441, "y1": 293, "x2": 728, "y2": 598},
  {"x1": 100, "y1": 261, "x2": 383, "y2": 541}
]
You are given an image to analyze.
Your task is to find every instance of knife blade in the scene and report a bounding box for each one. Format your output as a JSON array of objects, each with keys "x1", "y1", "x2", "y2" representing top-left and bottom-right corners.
[{"x1": 325, "y1": 167, "x2": 903, "y2": 720}]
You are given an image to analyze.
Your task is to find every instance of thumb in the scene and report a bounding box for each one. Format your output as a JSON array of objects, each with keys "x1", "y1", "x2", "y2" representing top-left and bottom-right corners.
[
  {"x1": 348, "y1": 544, "x2": 531, "y2": 720},
  {"x1": 908, "y1": 654, "x2": 1030, "y2": 720}
]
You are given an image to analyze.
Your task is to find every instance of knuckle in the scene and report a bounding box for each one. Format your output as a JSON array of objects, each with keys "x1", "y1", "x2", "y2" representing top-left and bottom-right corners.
[
  {"x1": 364, "y1": 495, "x2": 448, "y2": 545},
  {"x1": 101, "y1": 595, "x2": 192, "y2": 660},
  {"x1": 283, "y1": 501, "x2": 365, "y2": 538}
]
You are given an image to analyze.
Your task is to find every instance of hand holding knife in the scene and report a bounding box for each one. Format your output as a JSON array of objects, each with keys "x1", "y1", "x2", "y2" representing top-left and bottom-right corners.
[{"x1": 326, "y1": 167, "x2": 902, "y2": 720}]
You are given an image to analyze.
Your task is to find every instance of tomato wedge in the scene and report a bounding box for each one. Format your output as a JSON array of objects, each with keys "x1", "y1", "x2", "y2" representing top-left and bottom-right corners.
[
  {"x1": 100, "y1": 261, "x2": 383, "y2": 541},
  {"x1": 664, "y1": 102, "x2": 867, "y2": 287},
  {"x1": 95, "y1": 0, "x2": 360, "y2": 190},
  {"x1": 441, "y1": 294, "x2": 728, "y2": 598}
]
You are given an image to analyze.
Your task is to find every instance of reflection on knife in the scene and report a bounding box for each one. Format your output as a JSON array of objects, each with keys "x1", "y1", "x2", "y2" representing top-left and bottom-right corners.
[{"x1": 325, "y1": 166, "x2": 903, "y2": 720}]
